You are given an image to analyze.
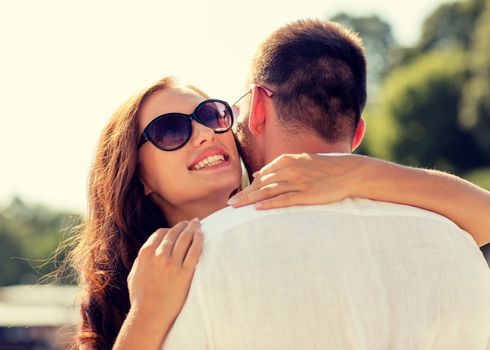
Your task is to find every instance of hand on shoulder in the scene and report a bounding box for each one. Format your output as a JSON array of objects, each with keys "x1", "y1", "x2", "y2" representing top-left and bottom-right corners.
[{"x1": 228, "y1": 153, "x2": 369, "y2": 209}]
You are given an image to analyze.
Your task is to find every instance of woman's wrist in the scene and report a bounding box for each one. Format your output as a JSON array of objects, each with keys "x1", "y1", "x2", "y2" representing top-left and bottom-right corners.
[
  {"x1": 127, "y1": 305, "x2": 175, "y2": 334},
  {"x1": 348, "y1": 155, "x2": 382, "y2": 199},
  {"x1": 114, "y1": 307, "x2": 174, "y2": 350}
]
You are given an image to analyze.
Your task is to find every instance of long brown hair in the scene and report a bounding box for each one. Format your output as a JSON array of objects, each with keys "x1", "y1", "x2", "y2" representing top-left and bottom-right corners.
[{"x1": 70, "y1": 77, "x2": 179, "y2": 349}]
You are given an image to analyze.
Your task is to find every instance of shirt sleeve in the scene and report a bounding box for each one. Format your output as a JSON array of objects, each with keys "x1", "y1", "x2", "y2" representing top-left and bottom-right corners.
[{"x1": 161, "y1": 275, "x2": 209, "y2": 350}]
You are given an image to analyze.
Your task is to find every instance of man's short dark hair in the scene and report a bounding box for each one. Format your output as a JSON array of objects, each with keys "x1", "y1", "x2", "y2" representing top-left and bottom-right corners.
[{"x1": 250, "y1": 19, "x2": 367, "y2": 142}]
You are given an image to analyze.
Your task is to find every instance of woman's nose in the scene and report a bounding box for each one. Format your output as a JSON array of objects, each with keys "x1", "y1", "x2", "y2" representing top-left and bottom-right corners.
[{"x1": 190, "y1": 120, "x2": 215, "y2": 147}]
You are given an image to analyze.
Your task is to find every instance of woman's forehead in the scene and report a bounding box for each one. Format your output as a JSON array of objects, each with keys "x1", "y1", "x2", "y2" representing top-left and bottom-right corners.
[{"x1": 138, "y1": 86, "x2": 205, "y2": 129}]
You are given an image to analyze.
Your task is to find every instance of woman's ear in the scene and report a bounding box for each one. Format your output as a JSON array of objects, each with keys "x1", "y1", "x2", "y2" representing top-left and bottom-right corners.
[
  {"x1": 248, "y1": 86, "x2": 267, "y2": 136},
  {"x1": 351, "y1": 117, "x2": 366, "y2": 152}
]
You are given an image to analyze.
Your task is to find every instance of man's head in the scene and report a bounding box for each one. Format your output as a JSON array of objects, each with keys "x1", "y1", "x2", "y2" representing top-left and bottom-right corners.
[{"x1": 235, "y1": 19, "x2": 367, "y2": 175}]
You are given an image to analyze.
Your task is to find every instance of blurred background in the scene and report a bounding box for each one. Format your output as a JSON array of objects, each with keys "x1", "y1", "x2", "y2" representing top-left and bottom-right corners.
[{"x1": 1, "y1": 0, "x2": 489, "y2": 348}]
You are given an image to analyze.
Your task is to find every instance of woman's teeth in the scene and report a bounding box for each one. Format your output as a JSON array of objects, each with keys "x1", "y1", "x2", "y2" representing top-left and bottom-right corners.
[{"x1": 192, "y1": 154, "x2": 226, "y2": 170}]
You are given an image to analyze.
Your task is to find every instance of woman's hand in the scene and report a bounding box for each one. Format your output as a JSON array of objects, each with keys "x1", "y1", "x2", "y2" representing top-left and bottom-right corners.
[
  {"x1": 228, "y1": 153, "x2": 368, "y2": 209},
  {"x1": 128, "y1": 218, "x2": 203, "y2": 318},
  {"x1": 114, "y1": 219, "x2": 204, "y2": 350}
]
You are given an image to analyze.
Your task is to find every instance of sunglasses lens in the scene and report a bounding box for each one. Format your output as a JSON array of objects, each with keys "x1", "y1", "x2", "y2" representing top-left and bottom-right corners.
[
  {"x1": 196, "y1": 101, "x2": 233, "y2": 132},
  {"x1": 147, "y1": 115, "x2": 190, "y2": 150}
]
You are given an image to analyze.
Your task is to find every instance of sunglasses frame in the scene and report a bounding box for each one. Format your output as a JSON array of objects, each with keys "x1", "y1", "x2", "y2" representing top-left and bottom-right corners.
[
  {"x1": 232, "y1": 84, "x2": 275, "y2": 106},
  {"x1": 138, "y1": 98, "x2": 234, "y2": 151}
]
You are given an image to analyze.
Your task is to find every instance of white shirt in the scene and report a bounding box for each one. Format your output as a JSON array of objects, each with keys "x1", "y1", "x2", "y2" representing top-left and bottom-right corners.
[{"x1": 163, "y1": 199, "x2": 490, "y2": 350}]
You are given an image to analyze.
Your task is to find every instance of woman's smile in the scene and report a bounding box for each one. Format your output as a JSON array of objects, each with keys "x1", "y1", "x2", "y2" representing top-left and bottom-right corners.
[{"x1": 189, "y1": 147, "x2": 230, "y2": 171}]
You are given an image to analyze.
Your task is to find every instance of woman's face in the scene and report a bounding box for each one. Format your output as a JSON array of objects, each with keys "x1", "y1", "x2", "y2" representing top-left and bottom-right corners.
[{"x1": 137, "y1": 86, "x2": 242, "y2": 219}]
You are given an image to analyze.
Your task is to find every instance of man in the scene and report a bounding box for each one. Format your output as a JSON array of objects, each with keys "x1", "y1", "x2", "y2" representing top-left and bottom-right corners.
[{"x1": 163, "y1": 19, "x2": 490, "y2": 349}]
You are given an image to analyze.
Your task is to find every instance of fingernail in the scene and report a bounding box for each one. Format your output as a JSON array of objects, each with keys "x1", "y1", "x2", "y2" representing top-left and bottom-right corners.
[
  {"x1": 252, "y1": 171, "x2": 260, "y2": 177},
  {"x1": 227, "y1": 196, "x2": 239, "y2": 205},
  {"x1": 255, "y1": 202, "x2": 264, "y2": 209}
]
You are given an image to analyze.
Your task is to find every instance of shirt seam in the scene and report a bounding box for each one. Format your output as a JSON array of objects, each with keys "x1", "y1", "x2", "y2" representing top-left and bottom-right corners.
[{"x1": 203, "y1": 206, "x2": 462, "y2": 244}]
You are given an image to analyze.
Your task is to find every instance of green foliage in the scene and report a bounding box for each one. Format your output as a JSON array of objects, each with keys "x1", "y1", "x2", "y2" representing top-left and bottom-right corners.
[
  {"x1": 398, "y1": 0, "x2": 485, "y2": 67},
  {"x1": 0, "y1": 196, "x2": 81, "y2": 286},
  {"x1": 0, "y1": 218, "x2": 25, "y2": 285},
  {"x1": 362, "y1": 0, "x2": 490, "y2": 175},
  {"x1": 460, "y1": 0, "x2": 490, "y2": 158},
  {"x1": 330, "y1": 13, "x2": 399, "y2": 91},
  {"x1": 365, "y1": 50, "x2": 485, "y2": 172},
  {"x1": 465, "y1": 168, "x2": 490, "y2": 190},
  {"x1": 411, "y1": 0, "x2": 486, "y2": 56}
]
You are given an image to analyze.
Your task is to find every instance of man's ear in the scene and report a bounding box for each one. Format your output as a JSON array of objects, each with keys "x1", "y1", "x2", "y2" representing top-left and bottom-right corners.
[
  {"x1": 248, "y1": 86, "x2": 267, "y2": 135},
  {"x1": 351, "y1": 117, "x2": 366, "y2": 152}
]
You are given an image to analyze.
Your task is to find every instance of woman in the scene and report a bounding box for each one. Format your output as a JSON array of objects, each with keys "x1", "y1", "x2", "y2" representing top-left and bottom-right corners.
[
  {"x1": 74, "y1": 77, "x2": 242, "y2": 349},
  {"x1": 73, "y1": 76, "x2": 490, "y2": 349}
]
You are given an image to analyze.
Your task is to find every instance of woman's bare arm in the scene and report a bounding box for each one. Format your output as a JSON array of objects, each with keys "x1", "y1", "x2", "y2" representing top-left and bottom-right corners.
[
  {"x1": 229, "y1": 154, "x2": 490, "y2": 247},
  {"x1": 356, "y1": 157, "x2": 490, "y2": 247}
]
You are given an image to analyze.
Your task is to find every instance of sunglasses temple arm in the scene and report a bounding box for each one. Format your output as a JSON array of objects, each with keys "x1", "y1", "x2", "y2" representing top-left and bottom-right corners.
[
  {"x1": 137, "y1": 133, "x2": 148, "y2": 149},
  {"x1": 232, "y1": 90, "x2": 252, "y2": 106}
]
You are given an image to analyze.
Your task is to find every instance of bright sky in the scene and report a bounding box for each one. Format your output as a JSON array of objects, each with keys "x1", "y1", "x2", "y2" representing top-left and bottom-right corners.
[{"x1": 0, "y1": 0, "x2": 451, "y2": 213}]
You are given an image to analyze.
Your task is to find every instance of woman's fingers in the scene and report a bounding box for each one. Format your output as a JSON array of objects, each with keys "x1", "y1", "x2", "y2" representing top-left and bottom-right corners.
[
  {"x1": 172, "y1": 218, "x2": 201, "y2": 264},
  {"x1": 229, "y1": 153, "x2": 346, "y2": 209},
  {"x1": 130, "y1": 228, "x2": 170, "y2": 283},
  {"x1": 256, "y1": 153, "x2": 310, "y2": 177},
  {"x1": 155, "y1": 220, "x2": 189, "y2": 257},
  {"x1": 183, "y1": 228, "x2": 204, "y2": 270},
  {"x1": 229, "y1": 167, "x2": 303, "y2": 207},
  {"x1": 231, "y1": 182, "x2": 300, "y2": 207},
  {"x1": 146, "y1": 228, "x2": 169, "y2": 246},
  {"x1": 231, "y1": 172, "x2": 279, "y2": 200},
  {"x1": 248, "y1": 172, "x2": 284, "y2": 191},
  {"x1": 137, "y1": 228, "x2": 169, "y2": 257},
  {"x1": 126, "y1": 219, "x2": 205, "y2": 325},
  {"x1": 254, "y1": 192, "x2": 307, "y2": 210}
]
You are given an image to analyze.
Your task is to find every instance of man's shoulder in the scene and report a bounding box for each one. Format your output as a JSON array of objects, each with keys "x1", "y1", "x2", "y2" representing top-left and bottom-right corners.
[{"x1": 201, "y1": 198, "x2": 458, "y2": 241}]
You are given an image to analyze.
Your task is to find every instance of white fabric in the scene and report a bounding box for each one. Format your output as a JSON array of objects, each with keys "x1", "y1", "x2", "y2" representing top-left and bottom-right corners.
[{"x1": 163, "y1": 198, "x2": 490, "y2": 350}]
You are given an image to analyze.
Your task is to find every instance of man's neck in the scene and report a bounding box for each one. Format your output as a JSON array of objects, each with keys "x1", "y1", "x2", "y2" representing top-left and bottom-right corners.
[{"x1": 263, "y1": 135, "x2": 351, "y2": 164}]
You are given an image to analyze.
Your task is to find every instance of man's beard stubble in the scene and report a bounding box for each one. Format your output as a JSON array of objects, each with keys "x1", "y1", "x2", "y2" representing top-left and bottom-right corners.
[{"x1": 234, "y1": 120, "x2": 263, "y2": 180}]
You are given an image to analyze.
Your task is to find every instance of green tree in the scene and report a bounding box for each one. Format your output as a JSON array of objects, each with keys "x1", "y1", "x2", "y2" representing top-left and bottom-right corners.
[
  {"x1": 0, "y1": 213, "x2": 26, "y2": 285},
  {"x1": 400, "y1": 0, "x2": 486, "y2": 66},
  {"x1": 460, "y1": 0, "x2": 490, "y2": 160},
  {"x1": 0, "y1": 197, "x2": 80, "y2": 286},
  {"x1": 465, "y1": 168, "x2": 490, "y2": 190},
  {"x1": 330, "y1": 13, "x2": 399, "y2": 92},
  {"x1": 420, "y1": 0, "x2": 485, "y2": 50},
  {"x1": 365, "y1": 50, "x2": 484, "y2": 173}
]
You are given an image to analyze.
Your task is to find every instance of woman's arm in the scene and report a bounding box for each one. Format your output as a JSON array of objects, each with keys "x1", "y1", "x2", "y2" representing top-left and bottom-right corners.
[
  {"x1": 228, "y1": 153, "x2": 490, "y2": 247},
  {"x1": 356, "y1": 157, "x2": 490, "y2": 247},
  {"x1": 113, "y1": 219, "x2": 204, "y2": 350}
]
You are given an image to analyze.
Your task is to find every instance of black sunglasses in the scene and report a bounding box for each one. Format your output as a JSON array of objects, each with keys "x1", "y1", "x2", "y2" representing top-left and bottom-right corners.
[{"x1": 138, "y1": 99, "x2": 234, "y2": 151}]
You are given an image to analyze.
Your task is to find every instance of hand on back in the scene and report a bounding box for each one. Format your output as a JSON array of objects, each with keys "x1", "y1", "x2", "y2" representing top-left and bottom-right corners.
[{"x1": 127, "y1": 219, "x2": 204, "y2": 322}]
